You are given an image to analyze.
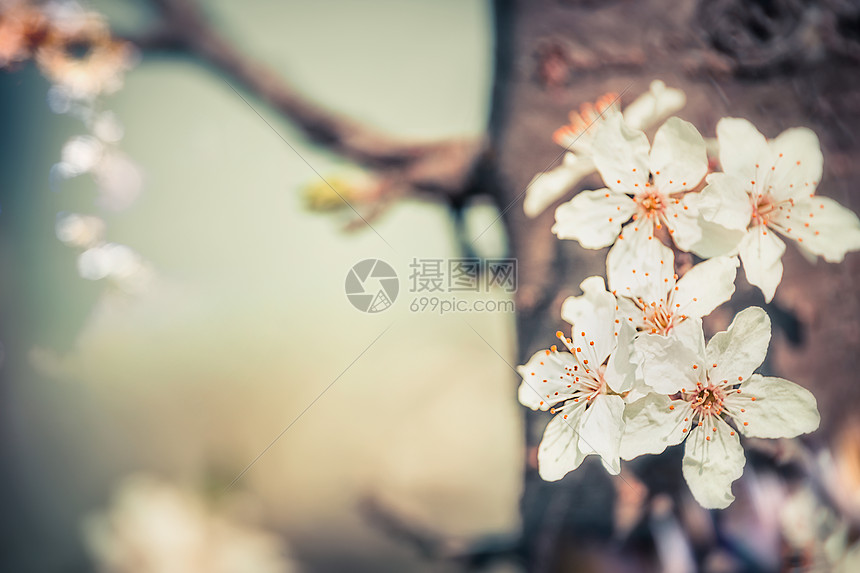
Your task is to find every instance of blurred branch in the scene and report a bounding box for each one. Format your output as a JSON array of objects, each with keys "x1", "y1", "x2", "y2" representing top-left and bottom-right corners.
[{"x1": 126, "y1": 0, "x2": 487, "y2": 200}]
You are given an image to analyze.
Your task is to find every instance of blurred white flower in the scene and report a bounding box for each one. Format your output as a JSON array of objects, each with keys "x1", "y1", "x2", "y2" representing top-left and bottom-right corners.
[
  {"x1": 698, "y1": 118, "x2": 860, "y2": 302},
  {"x1": 622, "y1": 80, "x2": 687, "y2": 132},
  {"x1": 59, "y1": 134, "x2": 104, "y2": 176},
  {"x1": 53, "y1": 135, "x2": 142, "y2": 209},
  {"x1": 91, "y1": 110, "x2": 124, "y2": 143},
  {"x1": 524, "y1": 80, "x2": 686, "y2": 217},
  {"x1": 518, "y1": 276, "x2": 637, "y2": 479},
  {"x1": 84, "y1": 475, "x2": 298, "y2": 573},
  {"x1": 777, "y1": 485, "x2": 860, "y2": 571},
  {"x1": 93, "y1": 150, "x2": 143, "y2": 211},
  {"x1": 55, "y1": 212, "x2": 105, "y2": 248},
  {"x1": 78, "y1": 243, "x2": 154, "y2": 292},
  {"x1": 622, "y1": 307, "x2": 819, "y2": 509}
]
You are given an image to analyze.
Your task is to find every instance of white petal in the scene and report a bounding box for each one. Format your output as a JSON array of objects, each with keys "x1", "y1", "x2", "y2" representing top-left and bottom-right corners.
[
  {"x1": 606, "y1": 220, "x2": 666, "y2": 295},
  {"x1": 622, "y1": 80, "x2": 686, "y2": 132},
  {"x1": 673, "y1": 256, "x2": 739, "y2": 319},
  {"x1": 608, "y1": 239, "x2": 674, "y2": 303},
  {"x1": 552, "y1": 189, "x2": 637, "y2": 248},
  {"x1": 716, "y1": 117, "x2": 770, "y2": 181},
  {"x1": 728, "y1": 374, "x2": 820, "y2": 439},
  {"x1": 772, "y1": 196, "x2": 860, "y2": 263},
  {"x1": 620, "y1": 393, "x2": 689, "y2": 460},
  {"x1": 561, "y1": 276, "x2": 617, "y2": 365},
  {"x1": 697, "y1": 173, "x2": 754, "y2": 232},
  {"x1": 605, "y1": 321, "x2": 637, "y2": 394},
  {"x1": 738, "y1": 226, "x2": 786, "y2": 303},
  {"x1": 650, "y1": 117, "x2": 708, "y2": 194},
  {"x1": 668, "y1": 315, "x2": 709, "y2": 354},
  {"x1": 577, "y1": 394, "x2": 626, "y2": 475},
  {"x1": 591, "y1": 113, "x2": 650, "y2": 194},
  {"x1": 624, "y1": 377, "x2": 656, "y2": 404},
  {"x1": 517, "y1": 349, "x2": 581, "y2": 411},
  {"x1": 706, "y1": 306, "x2": 771, "y2": 387},
  {"x1": 689, "y1": 217, "x2": 747, "y2": 259},
  {"x1": 636, "y1": 319, "x2": 706, "y2": 394},
  {"x1": 769, "y1": 127, "x2": 823, "y2": 203},
  {"x1": 682, "y1": 418, "x2": 746, "y2": 509},
  {"x1": 524, "y1": 153, "x2": 596, "y2": 218},
  {"x1": 538, "y1": 409, "x2": 588, "y2": 481},
  {"x1": 663, "y1": 195, "x2": 704, "y2": 251},
  {"x1": 616, "y1": 296, "x2": 648, "y2": 332}
]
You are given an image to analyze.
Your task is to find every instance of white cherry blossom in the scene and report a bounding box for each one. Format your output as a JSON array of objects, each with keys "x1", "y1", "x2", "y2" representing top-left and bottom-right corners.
[
  {"x1": 698, "y1": 117, "x2": 860, "y2": 302},
  {"x1": 622, "y1": 307, "x2": 820, "y2": 509},
  {"x1": 524, "y1": 81, "x2": 686, "y2": 217},
  {"x1": 605, "y1": 239, "x2": 739, "y2": 338},
  {"x1": 560, "y1": 244, "x2": 737, "y2": 402},
  {"x1": 517, "y1": 276, "x2": 636, "y2": 480},
  {"x1": 553, "y1": 114, "x2": 709, "y2": 284}
]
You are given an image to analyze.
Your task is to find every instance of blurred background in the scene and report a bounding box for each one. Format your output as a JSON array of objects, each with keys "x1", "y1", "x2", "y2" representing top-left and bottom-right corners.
[
  {"x1": 4, "y1": 0, "x2": 860, "y2": 572},
  {"x1": 0, "y1": 1, "x2": 523, "y2": 571}
]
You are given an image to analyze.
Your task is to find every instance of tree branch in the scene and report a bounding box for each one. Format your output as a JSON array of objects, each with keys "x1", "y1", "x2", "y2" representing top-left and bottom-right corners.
[{"x1": 129, "y1": 0, "x2": 487, "y2": 198}]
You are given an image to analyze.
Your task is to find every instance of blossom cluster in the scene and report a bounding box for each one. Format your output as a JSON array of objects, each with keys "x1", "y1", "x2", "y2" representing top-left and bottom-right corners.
[{"x1": 518, "y1": 82, "x2": 860, "y2": 509}]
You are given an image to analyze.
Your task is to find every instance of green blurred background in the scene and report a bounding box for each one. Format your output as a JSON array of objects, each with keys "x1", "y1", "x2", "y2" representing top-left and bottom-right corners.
[{"x1": 0, "y1": 1, "x2": 523, "y2": 571}]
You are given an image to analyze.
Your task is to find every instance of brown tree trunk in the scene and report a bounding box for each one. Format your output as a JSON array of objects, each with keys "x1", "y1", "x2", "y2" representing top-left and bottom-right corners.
[{"x1": 484, "y1": 0, "x2": 860, "y2": 570}]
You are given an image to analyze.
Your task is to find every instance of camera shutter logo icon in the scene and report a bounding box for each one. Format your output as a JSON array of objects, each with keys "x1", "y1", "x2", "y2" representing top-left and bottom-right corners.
[{"x1": 345, "y1": 259, "x2": 399, "y2": 313}]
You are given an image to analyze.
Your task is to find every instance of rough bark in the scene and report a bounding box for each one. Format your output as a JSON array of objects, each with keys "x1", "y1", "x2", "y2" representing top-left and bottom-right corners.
[{"x1": 491, "y1": 0, "x2": 860, "y2": 570}]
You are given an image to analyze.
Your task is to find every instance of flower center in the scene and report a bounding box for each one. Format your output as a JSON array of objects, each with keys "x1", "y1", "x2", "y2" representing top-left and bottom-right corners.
[
  {"x1": 631, "y1": 297, "x2": 677, "y2": 335},
  {"x1": 636, "y1": 190, "x2": 666, "y2": 219},
  {"x1": 691, "y1": 384, "x2": 725, "y2": 417},
  {"x1": 751, "y1": 193, "x2": 776, "y2": 226},
  {"x1": 547, "y1": 332, "x2": 614, "y2": 415}
]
